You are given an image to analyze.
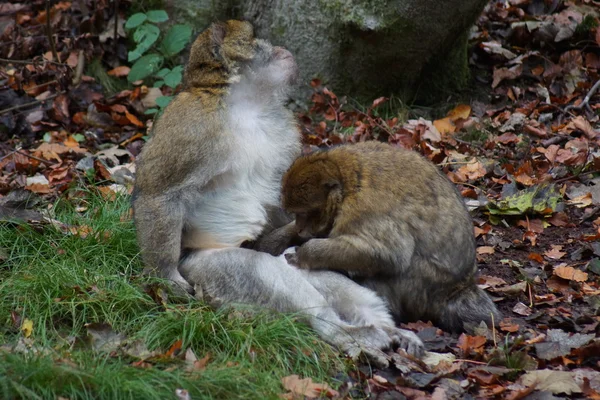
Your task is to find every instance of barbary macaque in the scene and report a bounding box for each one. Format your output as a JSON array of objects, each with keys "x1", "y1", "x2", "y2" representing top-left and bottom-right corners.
[
  {"x1": 132, "y1": 20, "x2": 423, "y2": 365},
  {"x1": 282, "y1": 142, "x2": 501, "y2": 333}
]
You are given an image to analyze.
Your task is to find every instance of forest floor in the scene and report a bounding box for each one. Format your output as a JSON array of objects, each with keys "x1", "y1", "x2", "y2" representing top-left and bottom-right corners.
[{"x1": 1, "y1": 0, "x2": 600, "y2": 399}]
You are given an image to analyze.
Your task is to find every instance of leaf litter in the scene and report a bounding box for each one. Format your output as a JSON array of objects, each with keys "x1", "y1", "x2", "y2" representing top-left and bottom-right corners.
[{"x1": 1, "y1": 0, "x2": 600, "y2": 398}]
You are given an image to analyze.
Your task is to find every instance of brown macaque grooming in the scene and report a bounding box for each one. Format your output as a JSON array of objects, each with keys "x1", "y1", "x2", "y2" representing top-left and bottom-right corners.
[
  {"x1": 132, "y1": 21, "x2": 423, "y2": 364},
  {"x1": 282, "y1": 142, "x2": 501, "y2": 332}
]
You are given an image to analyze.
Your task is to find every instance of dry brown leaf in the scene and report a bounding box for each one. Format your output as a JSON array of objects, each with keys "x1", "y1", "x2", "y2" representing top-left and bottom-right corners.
[
  {"x1": 477, "y1": 246, "x2": 495, "y2": 255},
  {"x1": 567, "y1": 193, "x2": 594, "y2": 208},
  {"x1": 108, "y1": 66, "x2": 131, "y2": 77},
  {"x1": 545, "y1": 245, "x2": 566, "y2": 260},
  {"x1": 281, "y1": 375, "x2": 339, "y2": 399},
  {"x1": 457, "y1": 334, "x2": 486, "y2": 356},
  {"x1": 554, "y1": 265, "x2": 588, "y2": 282}
]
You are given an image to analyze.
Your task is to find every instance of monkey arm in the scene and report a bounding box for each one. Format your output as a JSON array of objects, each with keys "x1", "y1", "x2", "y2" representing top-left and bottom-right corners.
[
  {"x1": 292, "y1": 236, "x2": 401, "y2": 277},
  {"x1": 132, "y1": 194, "x2": 193, "y2": 294},
  {"x1": 252, "y1": 221, "x2": 307, "y2": 256}
]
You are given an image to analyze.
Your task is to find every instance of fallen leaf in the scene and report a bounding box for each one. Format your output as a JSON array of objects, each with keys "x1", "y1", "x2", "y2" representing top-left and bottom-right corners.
[
  {"x1": 512, "y1": 302, "x2": 532, "y2": 316},
  {"x1": 281, "y1": 375, "x2": 339, "y2": 399},
  {"x1": 535, "y1": 329, "x2": 595, "y2": 360},
  {"x1": 544, "y1": 245, "x2": 566, "y2": 260},
  {"x1": 457, "y1": 334, "x2": 486, "y2": 356},
  {"x1": 519, "y1": 370, "x2": 581, "y2": 395},
  {"x1": 447, "y1": 104, "x2": 471, "y2": 121},
  {"x1": 477, "y1": 246, "x2": 495, "y2": 255},
  {"x1": 433, "y1": 117, "x2": 455, "y2": 134},
  {"x1": 108, "y1": 66, "x2": 131, "y2": 77},
  {"x1": 85, "y1": 322, "x2": 126, "y2": 352},
  {"x1": 21, "y1": 318, "x2": 33, "y2": 338},
  {"x1": 554, "y1": 265, "x2": 588, "y2": 282}
]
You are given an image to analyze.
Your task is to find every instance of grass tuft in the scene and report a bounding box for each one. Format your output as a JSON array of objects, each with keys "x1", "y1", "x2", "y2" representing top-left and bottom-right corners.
[{"x1": 0, "y1": 189, "x2": 345, "y2": 399}]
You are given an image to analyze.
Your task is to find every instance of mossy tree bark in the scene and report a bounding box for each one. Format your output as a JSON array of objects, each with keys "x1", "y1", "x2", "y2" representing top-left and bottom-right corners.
[{"x1": 167, "y1": 0, "x2": 488, "y2": 103}]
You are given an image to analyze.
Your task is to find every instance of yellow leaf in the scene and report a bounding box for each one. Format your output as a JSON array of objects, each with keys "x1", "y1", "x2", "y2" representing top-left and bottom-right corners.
[
  {"x1": 433, "y1": 117, "x2": 455, "y2": 134},
  {"x1": 21, "y1": 318, "x2": 33, "y2": 338},
  {"x1": 447, "y1": 104, "x2": 471, "y2": 121}
]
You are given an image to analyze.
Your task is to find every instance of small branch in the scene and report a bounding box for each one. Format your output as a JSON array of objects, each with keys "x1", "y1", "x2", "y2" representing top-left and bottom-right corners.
[
  {"x1": 16, "y1": 149, "x2": 57, "y2": 164},
  {"x1": 565, "y1": 79, "x2": 600, "y2": 114},
  {"x1": 45, "y1": 0, "x2": 60, "y2": 63},
  {"x1": 71, "y1": 50, "x2": 85, "y2": 86},
  {"x1": 113, "y1": 0, "x2": 119, "y2": 56},
  {"x1": 0, "y1": 57, "x2": 68, "y2": 66},
  {"x1": 0, "y1": 93, "x2": 61, "y2": 115},
  {"x1": 0, "y1": 149, "x2": 58, "y2": 165}
]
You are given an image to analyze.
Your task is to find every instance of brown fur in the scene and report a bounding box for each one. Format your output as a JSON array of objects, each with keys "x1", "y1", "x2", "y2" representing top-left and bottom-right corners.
[
  {"x1": 282, "y1": 142, "x2": 501, "y2": 332},
  {"x1": 132, "y1": 20, "x2": 300, "y2": 293}
]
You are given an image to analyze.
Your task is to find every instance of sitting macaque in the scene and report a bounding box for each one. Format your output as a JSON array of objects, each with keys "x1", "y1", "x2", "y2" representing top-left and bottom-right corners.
[
  {"x1": 133, "y1": 20, "x2": 423, "y2": 365},
  {"x1": 281, "y1": 142, "x2": 501, "y2": 332}
]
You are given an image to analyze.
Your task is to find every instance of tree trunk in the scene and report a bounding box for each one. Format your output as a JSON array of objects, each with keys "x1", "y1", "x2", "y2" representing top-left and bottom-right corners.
[{"x1": 167, "y1": 0, "x2": 488, "y2": 103}]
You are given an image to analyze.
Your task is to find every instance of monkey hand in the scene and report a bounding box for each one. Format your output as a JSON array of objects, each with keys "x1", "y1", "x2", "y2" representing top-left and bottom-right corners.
[{"x1": 283, "y1": 246, "x2": 300, "y2": 266}]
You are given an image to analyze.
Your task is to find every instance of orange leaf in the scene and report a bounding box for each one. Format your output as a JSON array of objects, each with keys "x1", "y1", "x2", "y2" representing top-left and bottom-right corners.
[
  {"x1": 457, "y1": 334, "x2": 486, "y2": 356},
  {"x1": 108, "y1": 66, "x2": 131, "y2": 77},
  {"x1": 554, "y1": 265, "x2": 588, "y2": 282},
  {"x1": 433, "y1": 117, "x2": 455, "y2": 134},
  {"x1": 125, "y1": 110, "x2": 145, "y2": 127},
  {"x1": 447, "y1": 104, "x2": 471, "y2": 121},
  {"x1": 165, "y1": 339, "x2": 182, "y2": 358}
]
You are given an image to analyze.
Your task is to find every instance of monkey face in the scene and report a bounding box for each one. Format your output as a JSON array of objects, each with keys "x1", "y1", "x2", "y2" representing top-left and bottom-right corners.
[
  {"x1": 294, "y1": 209, "x2": 332, "y2": 239},
  {"x1": 249, "y1": 39, "x2": 298, "y2": 88},
  {"x1": 282, "y1": 168, "x2": 341, "y2": 239}
]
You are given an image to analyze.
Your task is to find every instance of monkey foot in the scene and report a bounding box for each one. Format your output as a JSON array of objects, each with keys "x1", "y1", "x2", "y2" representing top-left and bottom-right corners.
[{"x1": 384, "y1": 327, "x2": 425, "y2": 358}]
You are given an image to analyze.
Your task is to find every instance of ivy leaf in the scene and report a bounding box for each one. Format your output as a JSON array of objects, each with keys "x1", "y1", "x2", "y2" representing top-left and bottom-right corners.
[
  {"x1": 146, "y1": 10, "x2": 168, "y2": 23},
  {"x1": 156, "y1": 96, "x2": 173, "y2": 108},
  {"x1": 125, "y1": 13, "x2": 147, "y2": 29},
  {"x1": 144, "y1": 108, "x2": 158, "y2": 115},
  {"x1": 164, "y1": 68, "x2": 183, "y2": 88},
  {"x1": 128, "y1": 53, "x2": 163, "y2": 82},
  {"x1": 153, "y1": 80, "x2": 165, "y2": 88},
  {"x1": 129, "y1": 24, "x2": 160, "y2": 61},
  {"x1": 160, "y1": 24, "x2": 192, "y2": 57},
  {"x1": 155, "y1": 68, "x2": 171, "y2": 78}
]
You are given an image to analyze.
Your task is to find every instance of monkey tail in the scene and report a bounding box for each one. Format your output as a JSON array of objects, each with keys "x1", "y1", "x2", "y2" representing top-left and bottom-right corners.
[{"x1": 438, "y1": 283, "x2": 501, "y2": 333}]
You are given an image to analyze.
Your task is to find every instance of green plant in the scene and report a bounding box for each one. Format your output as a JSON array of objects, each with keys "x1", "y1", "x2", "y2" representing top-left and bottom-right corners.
[{"x1": 124, "y1": 10, "x2": 192, "y2": 87}]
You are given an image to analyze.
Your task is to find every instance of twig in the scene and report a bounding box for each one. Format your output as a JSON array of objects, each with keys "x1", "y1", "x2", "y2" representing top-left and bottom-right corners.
[
  {"x1": 16, "y1": 149, "x2": 57, "y2": 164},
  {"x1": 71, "y1": 50, "x2": 85, "y2": 86},
  {"x1": 454, "y1": 359, "x2": 488, "y2": 365},
  {"x1": 45, "y1": 0, "x2": 60, "y2": 63},
  {"x1": 491, "y1": 311, "x2": 497, "y2": 348},
  {"x1": 565, "y1": 79, "x2": 600, "y2": 114},
  {"x1": 0, "y1": 149, "x2": 58, "y2": 165},
  {"x1": 0, "y1": 57, "x2": 68, "y2": 66},
  {"x1": 541, "y1": 135, "x2": 569, "y2": 147},
  {"x1": 113, "y1": 0, "x2": 119, "y2": 56},
  {"x1": 0, "y1": 93, "x2": 61, "y2": 115}
]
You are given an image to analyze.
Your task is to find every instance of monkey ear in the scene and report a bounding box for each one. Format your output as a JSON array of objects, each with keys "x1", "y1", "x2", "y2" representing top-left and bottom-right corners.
[{"x1": 210, "y1": 22, "x2": 227, "y2": 56}]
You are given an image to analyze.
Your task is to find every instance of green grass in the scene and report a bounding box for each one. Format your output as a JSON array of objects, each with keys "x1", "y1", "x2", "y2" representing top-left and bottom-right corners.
[{"x1": 0, "y1": 189, "x2": 345, "y2": 399}]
